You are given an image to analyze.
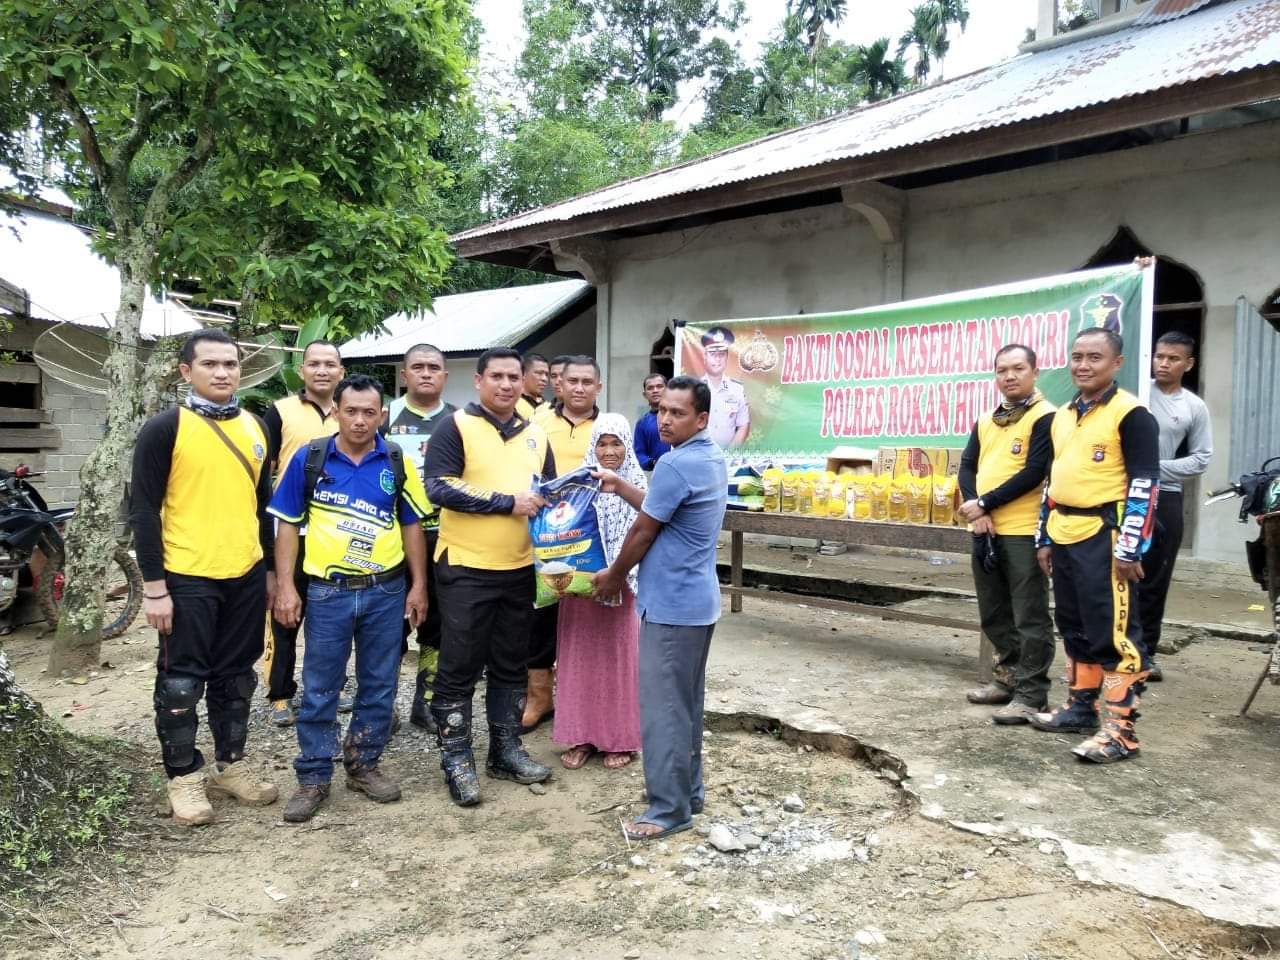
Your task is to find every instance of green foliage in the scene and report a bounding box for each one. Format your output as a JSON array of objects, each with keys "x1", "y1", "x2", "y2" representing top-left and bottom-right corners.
[
  {"x1": 1, "y1": 0, "x2": 472, "y2": 341},
  {"x1": 899, "y1": 0, "x2": 970, "y2": 83},
  {"x1": 0, "y1": 664, "x2": 132, "y2": 891}
]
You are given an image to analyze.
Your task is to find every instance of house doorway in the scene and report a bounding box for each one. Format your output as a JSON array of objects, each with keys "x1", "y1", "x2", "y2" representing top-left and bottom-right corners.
[{"x1": 1080, "y1": 226, "x2": 1205, "y2": 394}]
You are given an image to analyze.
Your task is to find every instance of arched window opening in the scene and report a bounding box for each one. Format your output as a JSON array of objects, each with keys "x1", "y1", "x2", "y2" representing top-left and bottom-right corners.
[{"x1": 1080, "y1": 226, "x2": 1206, "y2": 394}]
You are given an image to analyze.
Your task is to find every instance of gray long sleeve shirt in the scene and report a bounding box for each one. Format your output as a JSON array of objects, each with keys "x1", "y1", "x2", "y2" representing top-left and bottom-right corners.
[{"x1": 1149, "y1": 383, "x2": 1213, "y2": 493}]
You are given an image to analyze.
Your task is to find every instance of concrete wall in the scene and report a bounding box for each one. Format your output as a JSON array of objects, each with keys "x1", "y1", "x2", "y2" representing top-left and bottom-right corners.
[
  {"x1": 386, "y1": 303, "x2": 598, "y2": 411},
  {"x1": 1, "y1": 316, "x2": 109, "y2": 508},
  {"x1": 600, "y1": 120, "x2": 1280, "y2": 562}
]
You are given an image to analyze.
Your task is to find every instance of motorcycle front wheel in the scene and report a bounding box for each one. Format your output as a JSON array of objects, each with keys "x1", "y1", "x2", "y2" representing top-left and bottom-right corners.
[{"x1": 37, "y1": 546, "x2": 145, "y2": 640}]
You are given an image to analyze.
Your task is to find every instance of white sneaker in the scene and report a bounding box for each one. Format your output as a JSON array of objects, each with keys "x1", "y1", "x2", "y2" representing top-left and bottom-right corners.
[{"x1": 167, "y1": 771, "x2": 214, "y2": 826}]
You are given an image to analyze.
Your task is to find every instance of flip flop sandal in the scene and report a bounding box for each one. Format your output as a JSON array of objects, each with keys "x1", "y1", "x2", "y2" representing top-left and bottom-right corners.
[
  {"x1": 602, "y1": 752, "x2": 633, "y2": 770},
  {"x1": 623, "y1": 820, "x2": 693, "y2": 843},
  {"x1": 560, "y1": 745, "x2": 596, "y2": 770}
]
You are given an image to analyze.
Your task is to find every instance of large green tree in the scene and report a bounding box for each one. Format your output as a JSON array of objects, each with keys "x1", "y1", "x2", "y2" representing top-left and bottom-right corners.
[
  {"x1": 0, "y1": 0, "x2": 468, "y2": 673},
  {"x1": 846, "y1": 37, "x2": 908, "y2": 102}
]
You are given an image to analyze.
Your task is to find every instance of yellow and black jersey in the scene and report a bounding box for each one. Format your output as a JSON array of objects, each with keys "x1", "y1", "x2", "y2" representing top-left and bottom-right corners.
[
  {"x1": 267, "y1": 434, "x2": 428, "y2": 579},
  {"x1": 264, "y1": 392, "x2": 338, "y2": 488},
  {"x1": 534, "y1": 402, "x2": 597, "y2": 474},
  {"x1": 957, "y1": 397, "x2": 1055, "y2": 536},
  {"x1": 1040, "y1": 385, "x2": 1160, "y2": 560},
  {"x1": 129, "y1": 407, "x2": 273, "y2": 581},
  {"x1": 425, "y1": 404, "x2": 556, "y2": 570},
  {"x1": 515, "y1": 394, "x2": 546, "y2": 421}
]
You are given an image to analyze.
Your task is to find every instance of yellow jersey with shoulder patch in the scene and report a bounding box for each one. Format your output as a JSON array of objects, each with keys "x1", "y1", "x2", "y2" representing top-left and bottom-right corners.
[
  {"x1": 976, "y1": 399, "x2": 1055, "y2": 536},
  {"x1": 163, "y1": 408, "x2": 269, "y2": 578},
  {"x1": 432, "y1": 408, "x2": 551, "y2": 570},
  {"x1": 1046, "y1": 387, "x2": 1141, "y2": 545}
]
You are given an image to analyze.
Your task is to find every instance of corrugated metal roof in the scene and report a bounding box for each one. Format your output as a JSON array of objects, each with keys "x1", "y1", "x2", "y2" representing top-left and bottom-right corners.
[
  {"x1": 1134, "y1": 0, "x2": 1219, "y2": 26},
  {"x1": 341, "y1": 279, "x2": 591, "y2": 360},
  {"x1": 454, "y1": 0, "x2": 1280, "y2": 247},
  {"x1": 0, "y1": 204, "x2": 200, "y2": 338}
]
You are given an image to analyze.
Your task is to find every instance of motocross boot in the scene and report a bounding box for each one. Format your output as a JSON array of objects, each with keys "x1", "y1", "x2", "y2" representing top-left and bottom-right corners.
[
  {"x1": 1029, "y1": 659, "x2": 1102, "y2": 734},
  {"x1": 487, "y1": 687, "x2": 552, "y2": 784},
  {"x1": 1073, "y1": 670, "x2": 1148, "y2": 764},
  {"x1": 431, "y1": 699, "x2": 481, "y2": 807}
]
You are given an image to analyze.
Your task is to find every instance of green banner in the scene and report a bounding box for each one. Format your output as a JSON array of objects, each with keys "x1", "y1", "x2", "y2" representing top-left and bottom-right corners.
[{"x1": 678, "y1": 263, "x2": 1153, "y2": 459}]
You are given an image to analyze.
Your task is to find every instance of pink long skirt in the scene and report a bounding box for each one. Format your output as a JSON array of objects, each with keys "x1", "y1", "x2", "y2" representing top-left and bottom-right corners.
[{"x1": 552, "y1": 592, "x2": 642, "y2": 754}]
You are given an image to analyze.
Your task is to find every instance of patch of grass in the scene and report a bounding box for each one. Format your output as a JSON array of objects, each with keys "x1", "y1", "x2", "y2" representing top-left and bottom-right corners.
[{"x1": 0, "y1": 688, "x2": 136, "y2": 896}]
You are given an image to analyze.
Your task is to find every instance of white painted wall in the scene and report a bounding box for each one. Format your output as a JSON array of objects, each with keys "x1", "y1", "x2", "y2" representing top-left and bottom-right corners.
[{"x1": 600, "y1": 120, "x2": 1280, "y2": 562}]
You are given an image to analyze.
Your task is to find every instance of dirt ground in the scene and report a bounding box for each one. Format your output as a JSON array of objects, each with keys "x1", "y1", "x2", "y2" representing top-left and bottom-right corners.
[{"x1": 2, "y1": 544, "x2": 1278, "y2": 959}]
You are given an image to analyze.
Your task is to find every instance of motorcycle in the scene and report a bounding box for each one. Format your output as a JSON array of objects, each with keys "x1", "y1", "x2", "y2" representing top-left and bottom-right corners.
[
  {"x1": 0, "y1": 464, "x2": 143, "y2": 639},
  {"x1": 1204, "y1": 455, "x2": 1280, "y2": 715}
]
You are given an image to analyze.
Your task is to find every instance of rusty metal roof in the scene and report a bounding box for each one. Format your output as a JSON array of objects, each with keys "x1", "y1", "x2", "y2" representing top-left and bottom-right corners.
[
  {"x1": 1134, "y1": 0, "x2": 1219, "y2": 26},
  {"x1": 454, "y1": 0, "x2": 1280, "y2": 248}
]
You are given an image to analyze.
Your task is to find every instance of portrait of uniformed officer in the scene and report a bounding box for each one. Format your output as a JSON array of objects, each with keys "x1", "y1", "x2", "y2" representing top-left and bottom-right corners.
[{"x1": 698, "y1": 326, "x2": 750, "y2": 449}]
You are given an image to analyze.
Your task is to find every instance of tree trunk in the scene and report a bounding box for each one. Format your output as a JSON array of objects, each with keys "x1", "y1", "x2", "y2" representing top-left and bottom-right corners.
[{"x1": 47, "y1": 242, "x2": 150, "y2": 677}]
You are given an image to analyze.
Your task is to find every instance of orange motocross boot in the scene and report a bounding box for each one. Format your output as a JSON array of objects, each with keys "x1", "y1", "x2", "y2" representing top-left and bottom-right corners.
[
  {"x1": 1072, "y1": 670, "x2": 1149, "y2": 764},
  {"x1": 1029, "y1": 659, "x2": 1102, "y2": 734}
]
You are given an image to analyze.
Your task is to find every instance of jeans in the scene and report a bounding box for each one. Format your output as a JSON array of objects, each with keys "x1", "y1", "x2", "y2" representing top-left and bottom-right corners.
[{"x1": 294, "y1": 574, "x2": 405, "y2": 785}]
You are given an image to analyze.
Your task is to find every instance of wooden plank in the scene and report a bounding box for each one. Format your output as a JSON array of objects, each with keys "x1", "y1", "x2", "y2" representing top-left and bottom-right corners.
[
  {"x1": 0, "y1": 452, "x2": 45, "y2": 473},
  {"x1": 0, "y1": 406, "x2": 50, "y2": 423},
  {"x1": 455, "y1": 66, "x2": 1280, "y2": 259},
  {"x1": 0, "y1": 362, "x2": 40, "y2": 384},
  {"x1": 0, "y1": 277, "x2": 28, "y2": 315},
  {"x1": 721, "y1": 585, "x2": 980, "y2": 633},
  {"x1": 723, "y1": 510, "x2": 971, "y2": 554},
  {"x1": 0, "y1": 426, "x2": 61, "y2": 449}
]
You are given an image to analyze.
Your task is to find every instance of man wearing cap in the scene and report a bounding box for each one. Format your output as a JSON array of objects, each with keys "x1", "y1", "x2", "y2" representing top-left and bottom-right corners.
[{"x1": 698, "y1": 327, "x2": 749, "y2": 449}]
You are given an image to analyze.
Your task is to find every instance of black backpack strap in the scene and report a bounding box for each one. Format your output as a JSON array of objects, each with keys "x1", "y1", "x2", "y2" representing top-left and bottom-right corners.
[
  {"x1": 387, "y1": 445, "x2": 407, "y2": 501},
  {"x1": 301, "y1": 439, "x2": 329, "y2": 518}
]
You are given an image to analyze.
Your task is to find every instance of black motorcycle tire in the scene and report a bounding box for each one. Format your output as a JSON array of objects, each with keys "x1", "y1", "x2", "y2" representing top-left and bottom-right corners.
[{"x1": 37, "y1": 547, "x2": 145, "y2": 640}]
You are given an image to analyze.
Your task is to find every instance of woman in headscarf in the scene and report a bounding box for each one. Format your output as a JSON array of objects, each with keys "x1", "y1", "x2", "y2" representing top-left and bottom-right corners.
[{"x1": 555, "y1": 413, "x2": 646, "y2": 770}]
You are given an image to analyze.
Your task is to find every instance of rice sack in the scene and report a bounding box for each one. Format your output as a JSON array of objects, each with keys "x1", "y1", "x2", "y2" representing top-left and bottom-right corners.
[{"x1": 529, "y1": 467, "x2": 608, "y2": 608}]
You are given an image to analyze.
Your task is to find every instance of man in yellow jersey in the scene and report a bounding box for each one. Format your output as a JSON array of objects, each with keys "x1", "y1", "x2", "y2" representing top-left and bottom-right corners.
[
  {"x1": 516, "y1": 352, "x2": 549, "y2": 420},
  {"x1": 269, "y1": 374, "x2": 429, "y2": 822},
  {"x1": 262, "y1": 340, "x2": 343, "y2": 726},
  {"x1": 424, "y1": 348, "x2": 557, "y2": 805},
  {"x1": 382, "y1": 343, "x2": 455, "y2": 731},
  {"x1": 1031, "y1": 328, "x2": 1160, "y2": 764},
  {"x1": 957, "y1": 344, "x2": 1056, "y2": 724},
  {"x1": 130, "y1": 330, "x2": 279, "y2": 826},
  {"x1": 525, "y1": 356, "x2": 602, "y2": 731}
]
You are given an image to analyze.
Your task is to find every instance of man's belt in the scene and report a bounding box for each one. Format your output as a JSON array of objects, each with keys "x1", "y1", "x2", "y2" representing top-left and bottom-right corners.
[
  {"x1": 314, "y1": 563, "x2": 405, "y2": 591},
  {"x1": 1053, "y1": 502, "x2": 1119, "y2": 529}
]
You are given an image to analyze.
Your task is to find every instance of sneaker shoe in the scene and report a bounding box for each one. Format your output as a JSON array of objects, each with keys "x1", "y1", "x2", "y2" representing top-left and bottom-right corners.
[
  {"x1": 965, "y1": 682, "x2": 1013, "y2": 705},
  {"x1": 992, "y1": 701, "x2": 1043, "y2": 725},
  {"x1": 1147, "y1": 658, "x2": 1164, "y2": 682},
  {"x1": 167, "y1": 771, "x2": 214, "y2": 827},
  {"x1": 270, "y1": 699, "x2": 295, "y2": 727},
  {"x1": 346, "y1": 766, "x2": 402, "y2": 803},
  {"x1": 338, "y1": 680, "x2": 355, "y2": 714},
  {"x1": 283, "y1": 783, "x2": 330, "y2": 823},
  {"x1": 207, "y1": 760, "x2": 279, "y2": 806}
]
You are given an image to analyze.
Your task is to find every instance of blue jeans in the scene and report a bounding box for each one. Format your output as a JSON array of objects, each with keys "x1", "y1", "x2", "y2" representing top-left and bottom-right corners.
[{"x1": 294, "y1": 574, "x2": 405, "y2": 785}]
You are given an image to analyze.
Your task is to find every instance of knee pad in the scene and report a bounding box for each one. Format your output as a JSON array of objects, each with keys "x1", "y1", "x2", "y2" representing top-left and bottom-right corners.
[
  {"x1": 154, "y1": 674, "x2": 204, "y2": 768},
  {"x1": 206, "y1": 671, "x2": 255, "y2": 762},
  {"x1": 154, "y1": 673, "x2": 204, "y2": 714}
]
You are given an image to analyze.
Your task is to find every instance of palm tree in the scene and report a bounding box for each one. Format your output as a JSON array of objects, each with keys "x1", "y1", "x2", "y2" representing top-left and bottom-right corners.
[
  {"x1": 931, "y1": 0, "x2": 969, "y2": 79},
  {"x1": 631, "y1": 25, "x2": 681, "y2": 121},
  {"x1": 898, "y1": 3, "x2": 943, "y2": 84},
  {"x1": 792, "y1": 0, "x2": 850, "y2": 55},
  {"x1": 847, "y1": 37, "x2": 908, "y2": 102}
]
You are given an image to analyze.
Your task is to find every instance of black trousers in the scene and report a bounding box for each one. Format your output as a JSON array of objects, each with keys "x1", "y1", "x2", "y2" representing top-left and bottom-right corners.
[
  {"x1": 1137, "y1": 491, "x2": 1183, "y2": 661},
  {"x1": 432, "y1": 552, "x2": 536, "y2": 702},
  {"x1": 264, "y1": 537, "x2": 309, "y2": 702},
  {"x1": 1050, "y1": 529, "x2": 1144, "y2": 674},
  {"x1": 155, "y1": 561, "x2": 267, "y2": 777},
  {"x1": 401, "y1": 529, "x2": 442, "y2": 660},
  {"x1": 528, "y1": 604, "x2": 558, "y2": 671}
]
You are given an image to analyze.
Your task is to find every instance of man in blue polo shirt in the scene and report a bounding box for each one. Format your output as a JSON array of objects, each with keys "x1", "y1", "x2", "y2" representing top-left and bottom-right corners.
[
  {"x1": 592, "y1": 376, "x2": 727, "y2": 841},
  {"x1": 269, "y1": 374, "x2": 429, "y2": 822}
]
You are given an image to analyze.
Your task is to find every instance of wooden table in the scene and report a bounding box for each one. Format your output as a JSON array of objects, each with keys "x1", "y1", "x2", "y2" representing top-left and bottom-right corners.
[{"x1": 721, "y1": 510, "x2": 994, "y2": 681}]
